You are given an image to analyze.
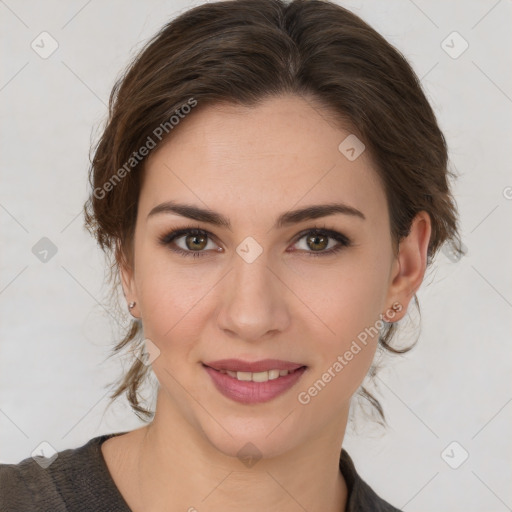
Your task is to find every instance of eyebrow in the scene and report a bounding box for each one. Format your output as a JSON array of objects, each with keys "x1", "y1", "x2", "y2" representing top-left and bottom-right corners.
[{"x1": 147, "y1": 200, "x2": 366, "y2": 229}]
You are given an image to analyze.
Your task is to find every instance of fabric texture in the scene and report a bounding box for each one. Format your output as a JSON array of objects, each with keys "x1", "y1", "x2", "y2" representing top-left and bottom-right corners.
[{"x1": 0, "y1": 431, "x2": 402, "y2": 511}]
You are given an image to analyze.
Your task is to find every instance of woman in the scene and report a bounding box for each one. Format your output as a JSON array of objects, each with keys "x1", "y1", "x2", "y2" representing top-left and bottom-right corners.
[{"x1": 0, "y1": 0, "x2": 462, "y2": 510}]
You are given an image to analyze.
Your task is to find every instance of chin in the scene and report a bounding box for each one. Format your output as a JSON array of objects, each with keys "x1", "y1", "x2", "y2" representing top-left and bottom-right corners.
[{"x1": 198, "y1": 417, "x2": 301, "y2": 463}]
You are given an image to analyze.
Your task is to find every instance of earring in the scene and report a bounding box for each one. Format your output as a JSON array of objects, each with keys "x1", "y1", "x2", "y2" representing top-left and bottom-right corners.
[
  {"x1": 383, "y1": 302, "x2": 401, "y2": 323},
  {"x1": 128, "y1": 301, "x2": 136, "y2": 310}
]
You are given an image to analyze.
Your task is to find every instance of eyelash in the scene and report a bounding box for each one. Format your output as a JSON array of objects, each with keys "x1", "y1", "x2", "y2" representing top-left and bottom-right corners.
[{"x1": 158, "y1": 225, "x2": 352, "y2": 259}]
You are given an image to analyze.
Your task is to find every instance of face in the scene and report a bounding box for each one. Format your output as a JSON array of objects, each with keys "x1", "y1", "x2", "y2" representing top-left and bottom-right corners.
[{"x1": 120, "y1": 94, "x2": 428, "y2": 459}]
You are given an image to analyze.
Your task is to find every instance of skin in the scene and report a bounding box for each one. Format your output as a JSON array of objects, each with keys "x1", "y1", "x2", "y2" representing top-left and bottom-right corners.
[{"x1": 101, "y1": 93, "x2": 431, "y2": 512}]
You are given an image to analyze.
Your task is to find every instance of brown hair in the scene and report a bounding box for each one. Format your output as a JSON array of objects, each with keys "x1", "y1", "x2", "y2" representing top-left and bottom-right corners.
[{"x1": 84, "y1": 0, "x2": 462, "y2": 425}]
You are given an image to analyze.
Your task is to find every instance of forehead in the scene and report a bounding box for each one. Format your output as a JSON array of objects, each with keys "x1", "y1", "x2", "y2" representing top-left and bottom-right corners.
[{"x1": 139, "y1": 94, "x2": 387, "y2": 226}]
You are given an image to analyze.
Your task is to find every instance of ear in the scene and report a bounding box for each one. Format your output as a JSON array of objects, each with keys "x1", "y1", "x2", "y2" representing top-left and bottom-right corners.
[
  {"x1": 384, "y1": 211, "x2": 431, "y2": 322},
  {"x1": 116, "y1": 240, "x2": 137, "y2": 308}
]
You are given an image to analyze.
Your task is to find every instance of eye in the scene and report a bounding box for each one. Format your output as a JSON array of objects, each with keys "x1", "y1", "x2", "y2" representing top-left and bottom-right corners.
[
  {"x1": 158, "y1": 227, "x2": 220, "y2": 259},
  {"x1": 291, "y1": 227, "x2": 352, "y2": 257},
  {"x1": 158, "y1": 225, "x2": 352, "y2": 259}
]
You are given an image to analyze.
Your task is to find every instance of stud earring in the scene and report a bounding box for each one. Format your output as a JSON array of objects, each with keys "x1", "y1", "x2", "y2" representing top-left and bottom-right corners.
[
  {"x1": 383, "y1": 302, "x2": 401, "y2": 323},
  {"x1": 128, "y1": 301, "x2": 136, "y2": 310}
]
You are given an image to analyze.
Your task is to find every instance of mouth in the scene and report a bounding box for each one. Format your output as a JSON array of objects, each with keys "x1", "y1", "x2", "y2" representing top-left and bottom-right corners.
[
  {"x1": 202, "y1": 363, "x2": 307, "y2": 383},
  {"x1": 202, "y1": 362, "x2": 308, "y2": 404}
]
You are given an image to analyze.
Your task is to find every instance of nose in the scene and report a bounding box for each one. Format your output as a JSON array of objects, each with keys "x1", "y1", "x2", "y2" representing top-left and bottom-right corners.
[{"x1": 215, "y1": 251, "x2": 291, "y2": 342}]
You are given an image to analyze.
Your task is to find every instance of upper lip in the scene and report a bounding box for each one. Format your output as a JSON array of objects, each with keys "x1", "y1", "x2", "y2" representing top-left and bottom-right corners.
[{"x1": 203, "y1": 359, "x2": 306, "y2": 373}]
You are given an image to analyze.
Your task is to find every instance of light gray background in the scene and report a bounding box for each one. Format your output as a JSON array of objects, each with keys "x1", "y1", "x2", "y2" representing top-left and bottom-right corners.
[{"x1": 1, "y1": 1, "x2": 511, "y2": 510}]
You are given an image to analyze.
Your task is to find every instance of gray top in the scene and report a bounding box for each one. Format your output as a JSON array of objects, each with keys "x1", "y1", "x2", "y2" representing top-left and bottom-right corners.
[{"x1": 0, "y1": 432, "x2": 402, "y2": 511}]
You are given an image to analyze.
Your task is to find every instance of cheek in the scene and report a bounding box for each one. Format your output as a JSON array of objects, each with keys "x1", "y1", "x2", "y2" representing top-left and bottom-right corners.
[
  {"x1": 291, "y1": 254, "x2": 389, "y2": 396},
  {"x1": 295, "y1": 284, "x2": 384, "y2": 409},
  {"x1": 290, "y1": 250, "x2": 389, "y2": 343},
  {"x1": 134, "y1": 245, "x2": 205, "y2": 348}
]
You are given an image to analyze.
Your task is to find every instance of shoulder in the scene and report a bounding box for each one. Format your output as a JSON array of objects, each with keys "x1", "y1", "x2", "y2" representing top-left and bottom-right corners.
[
  {"x1": 0, "y1": 444, "x2": 73, "y2": 511},
  {"x1": 0, "y1": 432, "x2": 131, "y2": 512},
  {"x1": 340, "y1": 449, "x2": 403, "y2": 512},
  {"x1": 0, "y1": 454, "x2": 55, "y2": 511}
]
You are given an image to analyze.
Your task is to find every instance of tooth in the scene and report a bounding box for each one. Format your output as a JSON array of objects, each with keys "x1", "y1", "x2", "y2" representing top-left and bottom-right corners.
[
  {"x1": 268, "y1": 369, "x2": 280, "y2": 380},
  {"x1": 220, "y1": 368, "x2": 296, "y2": 381},
  {"x1": 252, "y1": 371, "x2": 269, "y2": 382}
]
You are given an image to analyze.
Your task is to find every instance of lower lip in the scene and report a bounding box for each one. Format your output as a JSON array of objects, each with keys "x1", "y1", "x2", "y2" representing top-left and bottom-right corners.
[{"x1": 203, "y1": 365, "x2": 308, "y2": 404}]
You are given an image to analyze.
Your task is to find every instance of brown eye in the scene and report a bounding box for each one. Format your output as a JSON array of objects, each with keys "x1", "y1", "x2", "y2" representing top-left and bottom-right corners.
[
  {"x1": 292, "y1": 228, "x2": 351, "y2": 257},
  {"x1": 305, "y1": 233, "x2": 329, "y2": 252},
  {"x1": 184, "y1": 232, "x2": 208, "y2": 251},
  {"x1": 158, "y1": 227, "x2": 219, "y2": 259}
]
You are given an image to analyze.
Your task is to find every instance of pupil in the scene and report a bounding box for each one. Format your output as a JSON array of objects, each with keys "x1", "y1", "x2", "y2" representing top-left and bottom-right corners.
[
  {"x1": 309, "y1": 234, "x2": 327, "y2": 251},
  {"x1": 188, "y1": 234, "x2": 206, "y2": 250}
]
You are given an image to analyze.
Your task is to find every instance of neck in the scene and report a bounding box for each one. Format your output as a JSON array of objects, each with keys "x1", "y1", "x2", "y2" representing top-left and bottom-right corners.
[{"x1": 131, "y1": 392, "x2": 349, "y2": 512}]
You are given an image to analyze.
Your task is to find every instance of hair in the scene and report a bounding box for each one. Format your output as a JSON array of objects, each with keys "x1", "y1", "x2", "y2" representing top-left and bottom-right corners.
[{"x1": 84, "y1": 0, "x2": 463, "y2": 425}]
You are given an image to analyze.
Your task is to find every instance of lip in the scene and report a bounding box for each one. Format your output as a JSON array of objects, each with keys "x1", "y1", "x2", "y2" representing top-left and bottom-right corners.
[
  {"x1": 203, "y1": 364, "x2": 308, "y2": 404},
  {"x1": 203, "y1": 358, "x2": 305, "y2": 373}
]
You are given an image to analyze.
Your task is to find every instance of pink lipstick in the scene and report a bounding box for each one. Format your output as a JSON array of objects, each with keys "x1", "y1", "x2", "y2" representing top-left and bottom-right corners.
[{"x1": 202, "y1": 359, "x2": 307, "y2": 404}]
